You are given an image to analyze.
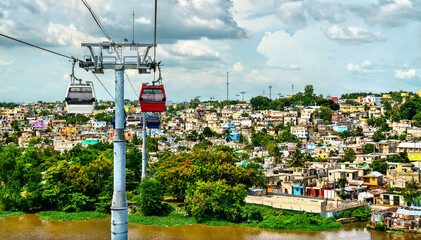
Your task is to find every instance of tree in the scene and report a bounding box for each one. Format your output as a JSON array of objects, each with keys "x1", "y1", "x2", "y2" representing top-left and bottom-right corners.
[
  {"x1": 304, "y1": 85, "x2": 314, "y2": 97},
  {"x1": 184, "y1": 180, "x2": 247, "y2": 221},
  {"x1": 389, "y1": 152, "x2": 410, "y2": 163},
  {"x1": 138, "y1": 179, "x2": 165, "y2": 215},
  {"x1": 353, "y1": 126, "x2": 364, "y2": 136},
  {"x1": 319, "y1": 106, "x2": 332, "y2": 123},
  {"x1": 402, "y1": 179, "x2": 420, "y2": 206},
  {"x1": 273, "y1": 124, "x2": 282, "y2": 136},
  {"x1": 343, "y1": 148, "x2": 356, "y2": 162},
  {"x1": 202, "y1": 127, "x2": 214, "y2": 137},
  {"x1": 250, "y1": 96, "x2": 270, "y2": 110},
  {"x1": 189, "y1": 98, "x2": 201, "y2": 109},
  {"x1": 338, "y1": 178, "x2": 348, "y2": 188},
  {"x1": 185, "y1": 134, "x2": 198, "y2": 142},
  {"x1": 154, "y1": 149, "x2": 263, "y2": 200},
  {"x1": 371, "y1": 159, "x2": 388, "y2": 174},
  {"x1": 268, "y1": 144, "x2": 282, "y2": 164},
  {"x1": 362, "y1": 143, "x2": 376, "y2": 154},
  {"x1": 372, "y1": 130, "x2": 385, "y2": 142},
  {"x1": 288, "y1": 148, "x2": 305, "y2": 167}
]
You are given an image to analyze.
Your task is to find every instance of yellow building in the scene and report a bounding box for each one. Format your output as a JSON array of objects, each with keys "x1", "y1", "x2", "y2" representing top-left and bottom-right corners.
[
  {"x1": 417, "y1": 90, "x2": 421, "y2": 98},
  {"x1": 382, "y1": 94, "x2": 392, "y2": 100},
  {"x1": 316, "y1": 153, "x2": 329, "y2": 159},
  {"x1": 363, "y1": 172, "x2": 383, "y2": 186},
  {"x1": 408, "y1": 153, "x2": 421, "y2": 161},
  {"x1": 340, "y1": 105, "x2": 366, "y2": 113}
]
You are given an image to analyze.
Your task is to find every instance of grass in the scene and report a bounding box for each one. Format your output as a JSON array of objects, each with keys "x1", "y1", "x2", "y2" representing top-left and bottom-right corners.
[
  {"x1": 0, "y1": 211, "x2": 26, "y2": 217},
  {"x1": 36, "y1": 211, "x2": 109, "y2": 221},
  {"x1": 128, "y1": 210, "x2": 236, "y2": 227},
  {"x1": 128, "y1": 203, "x2": 342, "y2": 231},
  {"x1": 388, "y1": 231, "x2": 405, "y2": 234}
]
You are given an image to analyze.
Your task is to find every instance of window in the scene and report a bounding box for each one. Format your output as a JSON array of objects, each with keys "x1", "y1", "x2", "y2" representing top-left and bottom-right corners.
[
  {"x1": 68, "y1": 87, "x2": 93, "y2": 101},
  {"x1": 141, "y1": 88, "x2": 164, "y2": 103}
]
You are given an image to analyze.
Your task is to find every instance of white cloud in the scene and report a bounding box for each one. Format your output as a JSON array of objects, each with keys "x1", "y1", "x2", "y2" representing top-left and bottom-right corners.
[
  {"x1": 286, "y1": 64, "x2": 301, "y2": 70},
  {"x1": 46, "y1": 23, "x2": 107, "y2": 50},
  {"x1": 346, "y1": 60, "x2": 384, "y2": 74},
  {"x1": 351, "y1": 0, "x2": 421, "y2": 27},
  {"x1": 274, "y1": 0, "x2": 307, "y2": 35},
  {"x1": 233, "y1": 62, "x2": 244, "y2": 72},
  {"x1": 394, "y1": 68, "x2": 416, "y2": 79},
  {"x1": 163, "y1": 40, "x2": 221, "y2": 60},
  {"x1": 324, "y1": 25, "x2": 386, "y2": 44},
  {"x1": 135, "y1": 17, "x2": 151, "y2": 25},
  {"x1": 0, "y1": 60, "x2": 12, "y2": 67}
]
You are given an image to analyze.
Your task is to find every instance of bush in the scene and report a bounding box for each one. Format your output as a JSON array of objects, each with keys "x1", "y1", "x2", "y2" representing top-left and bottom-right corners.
[
  {"x1": 241, "y1": 206, "x2": 263, "y2": 223},
  {"x1": 184, "y1": 180, "x2": 247, "y2": 222},
  {"x1": 138, "y1": 179, "x2": 165, "y2": 216},
  {"x1": 374, "y1": 223, "x2": 387, "y2": 231}
]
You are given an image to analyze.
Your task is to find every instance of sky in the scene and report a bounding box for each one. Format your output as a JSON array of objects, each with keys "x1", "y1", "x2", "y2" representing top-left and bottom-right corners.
[{"x1": 0, "y1": 0, "x2": 420, "y2": 103}]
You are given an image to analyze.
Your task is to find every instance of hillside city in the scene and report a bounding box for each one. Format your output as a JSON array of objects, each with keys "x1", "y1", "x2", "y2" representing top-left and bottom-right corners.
[{"x1": 2, "y1": 85, "x2": 421, "y2": 231}]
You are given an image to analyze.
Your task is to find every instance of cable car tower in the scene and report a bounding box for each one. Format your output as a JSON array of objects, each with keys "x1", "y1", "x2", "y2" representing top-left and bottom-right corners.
[{"x1": 79, "y1": 41, "x2": 154, "y2": 240}]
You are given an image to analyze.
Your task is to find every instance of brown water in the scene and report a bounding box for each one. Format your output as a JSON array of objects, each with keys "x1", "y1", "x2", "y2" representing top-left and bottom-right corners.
[{"x1": 0, "y1": 214, "x2": 419, "y2": 240}]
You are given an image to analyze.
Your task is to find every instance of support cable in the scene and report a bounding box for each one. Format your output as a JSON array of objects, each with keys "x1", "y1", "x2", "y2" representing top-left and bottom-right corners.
[
  {"x1": 81, "y1": 0, "x2": 113, "y2": 41},
  {"x1": 0, "y1": 33, "x2": 79, "y2": 61},
  {"x1": 125, "y1": 72, "x2": 139, "y2": 97},
  {"x1": 91, "y1": 72, "x2": 115, "y2": 100}
]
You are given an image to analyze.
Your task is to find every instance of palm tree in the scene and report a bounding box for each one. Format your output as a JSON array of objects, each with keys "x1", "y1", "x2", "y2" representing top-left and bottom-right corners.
[
  {"x1": 287, "y1": 148, "x2": 305, "y2": 167},
  {"x1": 269, "y1": 145, "x2": 282, "y2": 164},
  {"x1": 338, "y1": 178, "x2": 348, "y2": 188}
]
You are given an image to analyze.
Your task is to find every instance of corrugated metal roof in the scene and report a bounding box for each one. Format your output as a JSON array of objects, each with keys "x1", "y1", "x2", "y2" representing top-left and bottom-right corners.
[
  {"x1": 396, "y1": 209, "x2": 421, "y2": 216},
  {"x1": 397, "y1": 142, "x2": 421, "y2": 148}
]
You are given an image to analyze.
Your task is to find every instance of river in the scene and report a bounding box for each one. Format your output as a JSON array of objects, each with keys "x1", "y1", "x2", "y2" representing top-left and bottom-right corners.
[{"x1": 0, "y1": 214, "x2": 419, "y2": 240}]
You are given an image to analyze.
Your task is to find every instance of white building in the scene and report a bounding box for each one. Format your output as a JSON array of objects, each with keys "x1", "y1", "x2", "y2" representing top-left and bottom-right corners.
[{"x1": 363, "y1": 95, "x2": 381, "y2": 105}]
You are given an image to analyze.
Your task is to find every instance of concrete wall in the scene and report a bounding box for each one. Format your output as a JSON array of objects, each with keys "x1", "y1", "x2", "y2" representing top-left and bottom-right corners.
[{"x1": 245, "y1": 195, "x2": 326, "y2": 213}]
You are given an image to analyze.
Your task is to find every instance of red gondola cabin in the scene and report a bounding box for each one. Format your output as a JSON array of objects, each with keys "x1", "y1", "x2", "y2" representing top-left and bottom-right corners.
[{"x1": 139, "y1": 84, "x2": 166, "y2": 112}]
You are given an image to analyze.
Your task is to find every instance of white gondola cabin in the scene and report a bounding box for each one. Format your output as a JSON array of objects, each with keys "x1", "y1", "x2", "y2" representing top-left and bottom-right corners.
[{"x1": 65, "y1": 81, "x2": 96, "y2": 114}]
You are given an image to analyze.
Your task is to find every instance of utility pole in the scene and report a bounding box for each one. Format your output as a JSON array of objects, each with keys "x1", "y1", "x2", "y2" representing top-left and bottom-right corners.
[
  {"x1": 269, "y1": 85, "x2": 272, "y2": 100},
  {"x1": 142, "y1": 112, "x2": 147, "y2": 180},
  {"x1": 240, "y1": 91, "x2": 245, "y2": 102},
  {"x1": 226, "y1": 71, "x2": 229, "y2": 100},
  {"x1": 80, "y1": 41, "x2": 154, "y2": 240}
]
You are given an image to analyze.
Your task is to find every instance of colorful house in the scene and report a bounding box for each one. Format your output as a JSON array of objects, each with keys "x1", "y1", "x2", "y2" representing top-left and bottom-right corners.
[{"x1": 363, "y1": 171, "x2": 383, "y2": 186}]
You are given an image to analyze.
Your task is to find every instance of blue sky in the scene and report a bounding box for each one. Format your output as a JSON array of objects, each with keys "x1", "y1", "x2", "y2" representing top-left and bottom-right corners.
[{"x1": 0, "y1": 0, "x2": 420, "y2": 103}]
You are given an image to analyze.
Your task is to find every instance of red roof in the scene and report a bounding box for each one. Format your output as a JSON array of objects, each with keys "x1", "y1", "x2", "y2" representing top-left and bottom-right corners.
[{"x1": 331, "y1": 97, "x2": 339, "y2": 103}]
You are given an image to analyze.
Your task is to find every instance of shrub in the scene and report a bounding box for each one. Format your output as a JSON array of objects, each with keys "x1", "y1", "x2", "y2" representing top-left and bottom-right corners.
[
  {"x1": 138, "y1": 179, "x2": 165, "y2": 216},
  {"x1": 374, "y1": 223, "x2": 387, "y2": 231},
  {"x1": 184, "y1": 180, "x2": 247, "y2": 222},
  {"x1": 241, "y1": 206, "x2": 263, "y2": 223}
]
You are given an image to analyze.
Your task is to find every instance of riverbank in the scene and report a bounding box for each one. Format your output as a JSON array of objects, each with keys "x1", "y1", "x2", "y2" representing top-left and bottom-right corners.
[
  {"x1": 0, "y1": 211, "x2": 25, "y2": 217},
  {"x1": 129, "y1": 203, "x2": 343, "y2": 231},
  {"x1": 0, "y1": 214, "x2": 405, "y2": 240},
  {"x1": 1, "y1": 204, "x2": 369, "y2": 232},
  {"x1": 36, "y1": 211, "x2": 109, "y2": 221}
]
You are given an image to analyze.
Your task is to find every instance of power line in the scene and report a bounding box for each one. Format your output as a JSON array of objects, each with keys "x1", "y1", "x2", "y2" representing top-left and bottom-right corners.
[
  {"x1": 81, "y1": 0, "x2": 113, "y2": 41},
  {"x1": 0, "y1": 33, "x2": 77, "y2": 60}
]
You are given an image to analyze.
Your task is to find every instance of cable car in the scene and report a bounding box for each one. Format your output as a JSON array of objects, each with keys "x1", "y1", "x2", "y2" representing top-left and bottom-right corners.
[
  {"x1": 139, "y1": 84, "x2": 166, "y2": 112},
  {"x1": 146, "y1": 115, "x2": 160, "y2": 129},
  {"x1": 65, "y1": 81, "x2": 96, "y2": 114}
]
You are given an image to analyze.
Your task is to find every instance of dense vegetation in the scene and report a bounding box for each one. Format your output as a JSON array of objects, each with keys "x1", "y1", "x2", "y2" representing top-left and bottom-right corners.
[
  {"x1": 153, "y1": 149, "x2": 265, "y2": 200},
  {"x1": 250, "y1": 85, "x2": 339, "y2": 111},
  {"x1": 0, "y1": 143, "x2": 142, "y2": 213},
  {"x1": 129, "y1": 203, "x2": 343, "y2": 231}
]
